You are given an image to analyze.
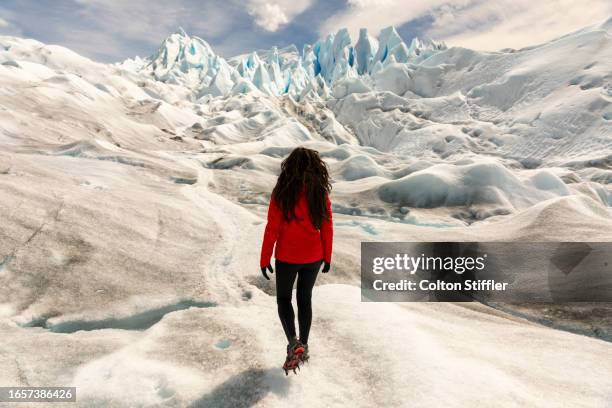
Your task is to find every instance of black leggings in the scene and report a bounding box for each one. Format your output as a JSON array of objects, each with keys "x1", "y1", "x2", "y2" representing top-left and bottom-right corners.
[{"x1": 275, "y1": 259, "x2": 322, "y2": 345}]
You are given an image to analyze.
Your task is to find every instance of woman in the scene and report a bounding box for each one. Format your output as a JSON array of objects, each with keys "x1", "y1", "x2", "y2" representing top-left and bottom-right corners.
[{"x1": 260, "y1": 147, "x2": 333, "y2": 375}]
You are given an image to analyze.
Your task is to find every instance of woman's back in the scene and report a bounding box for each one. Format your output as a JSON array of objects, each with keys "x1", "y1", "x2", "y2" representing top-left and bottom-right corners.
[{"x1": 260, "y1": 190, "x2": 332, "y2": 267}]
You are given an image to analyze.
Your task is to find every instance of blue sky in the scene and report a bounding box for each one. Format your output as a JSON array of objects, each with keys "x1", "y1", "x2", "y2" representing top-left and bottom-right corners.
[{"x1": 0, "y1": 0, "x2": 609, "y2": 62}]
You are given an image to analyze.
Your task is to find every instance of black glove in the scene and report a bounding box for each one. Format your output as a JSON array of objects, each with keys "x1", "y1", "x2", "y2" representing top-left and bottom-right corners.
[
  {"x1": 322, "y1": 262, "x2": 331, "y2": 273},
  {"x1": 261, "y1": 264, "x2": 274, "y2": 280}
]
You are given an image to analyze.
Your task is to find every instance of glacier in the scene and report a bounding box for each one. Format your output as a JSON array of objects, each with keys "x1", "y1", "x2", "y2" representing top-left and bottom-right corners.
[
  {"x1": 125, "y1": 25, "x2": 448, "y2": 100},
  {"x1": 0, "y1": 17, "x2": 612, "y2": 407}
]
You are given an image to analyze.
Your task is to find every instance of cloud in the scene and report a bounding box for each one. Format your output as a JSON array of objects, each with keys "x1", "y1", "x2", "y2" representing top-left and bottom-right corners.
[
  {"x1": 0, "y1": 0, "x2": 317, "y2": 61},
  {"x1": 427, "y1": 0, "x2": 612, "y2": 50},
  {"x1": 247, "y1": 0, "x2": 313, "y2": 32},
  {"x1": 72, "y1": 0, "x2": 235, "y2": 44},
  {"x1": 320, "y1": 0, "x2": 612, "y2": 50},
  {"x1": 2, "y1": 0, "x2": 609, "y2": 64},
  {"x1": 319, "y1": 0, "x2": 451, "y2": 38},
  {"x1": 0, "y1": 0, "x2": 253, "y2": 61},
  {"x1": 248, "y1": 2, "x2": 289, "y2": 31},
  {"x1": 0, "y1": 6, "x2": 24, "y2": 37}
]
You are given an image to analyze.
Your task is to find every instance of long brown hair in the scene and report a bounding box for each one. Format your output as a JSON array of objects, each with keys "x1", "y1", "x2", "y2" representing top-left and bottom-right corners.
[{"x1": 272, "y1": 147, "x2": 331, "y2": 229}]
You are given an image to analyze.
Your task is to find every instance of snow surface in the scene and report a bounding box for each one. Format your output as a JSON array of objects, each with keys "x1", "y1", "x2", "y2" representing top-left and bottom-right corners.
[{"x1": 0, "y1": 17, "x2": 611, "y2": 407}]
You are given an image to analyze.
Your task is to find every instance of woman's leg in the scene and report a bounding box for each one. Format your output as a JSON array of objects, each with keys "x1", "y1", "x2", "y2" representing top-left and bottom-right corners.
[
  {"x1": 296, "y1": 260, "x2": 322, "y2": 344},
  {"x1": 275, "y1": 260, "x2": 299, "y2": 342}
]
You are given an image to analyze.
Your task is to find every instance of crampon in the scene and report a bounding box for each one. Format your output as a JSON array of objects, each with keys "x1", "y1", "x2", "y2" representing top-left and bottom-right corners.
[{"x1": 282, "y1": 343, "x2": 305, "y2": 375}]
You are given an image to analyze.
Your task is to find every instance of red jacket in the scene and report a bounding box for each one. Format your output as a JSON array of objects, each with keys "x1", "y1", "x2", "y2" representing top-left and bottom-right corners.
[{"x1": 260, "y1": 192, "x2": 333, "y2": 267}]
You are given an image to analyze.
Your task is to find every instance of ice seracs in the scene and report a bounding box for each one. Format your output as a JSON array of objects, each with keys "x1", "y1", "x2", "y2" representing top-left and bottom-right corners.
[
  {"x1": 147, "y1": 27, "x2": 217, "y2": 87},
  {"x1": 374, "y1": 26, "x2": 409, "y2": 65},
  {"x1": 127, "y1": 25, "x2": 446, "y2": 100},
  {"x1": 354, "y1": 28, "x2": 379, "y2": 75},
  {"x1": 408, "y1": 37, "x2": 447, "y2": 62},
  {"x1": 197, "y1": 57, "x2": 233, "y2": 97}
]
